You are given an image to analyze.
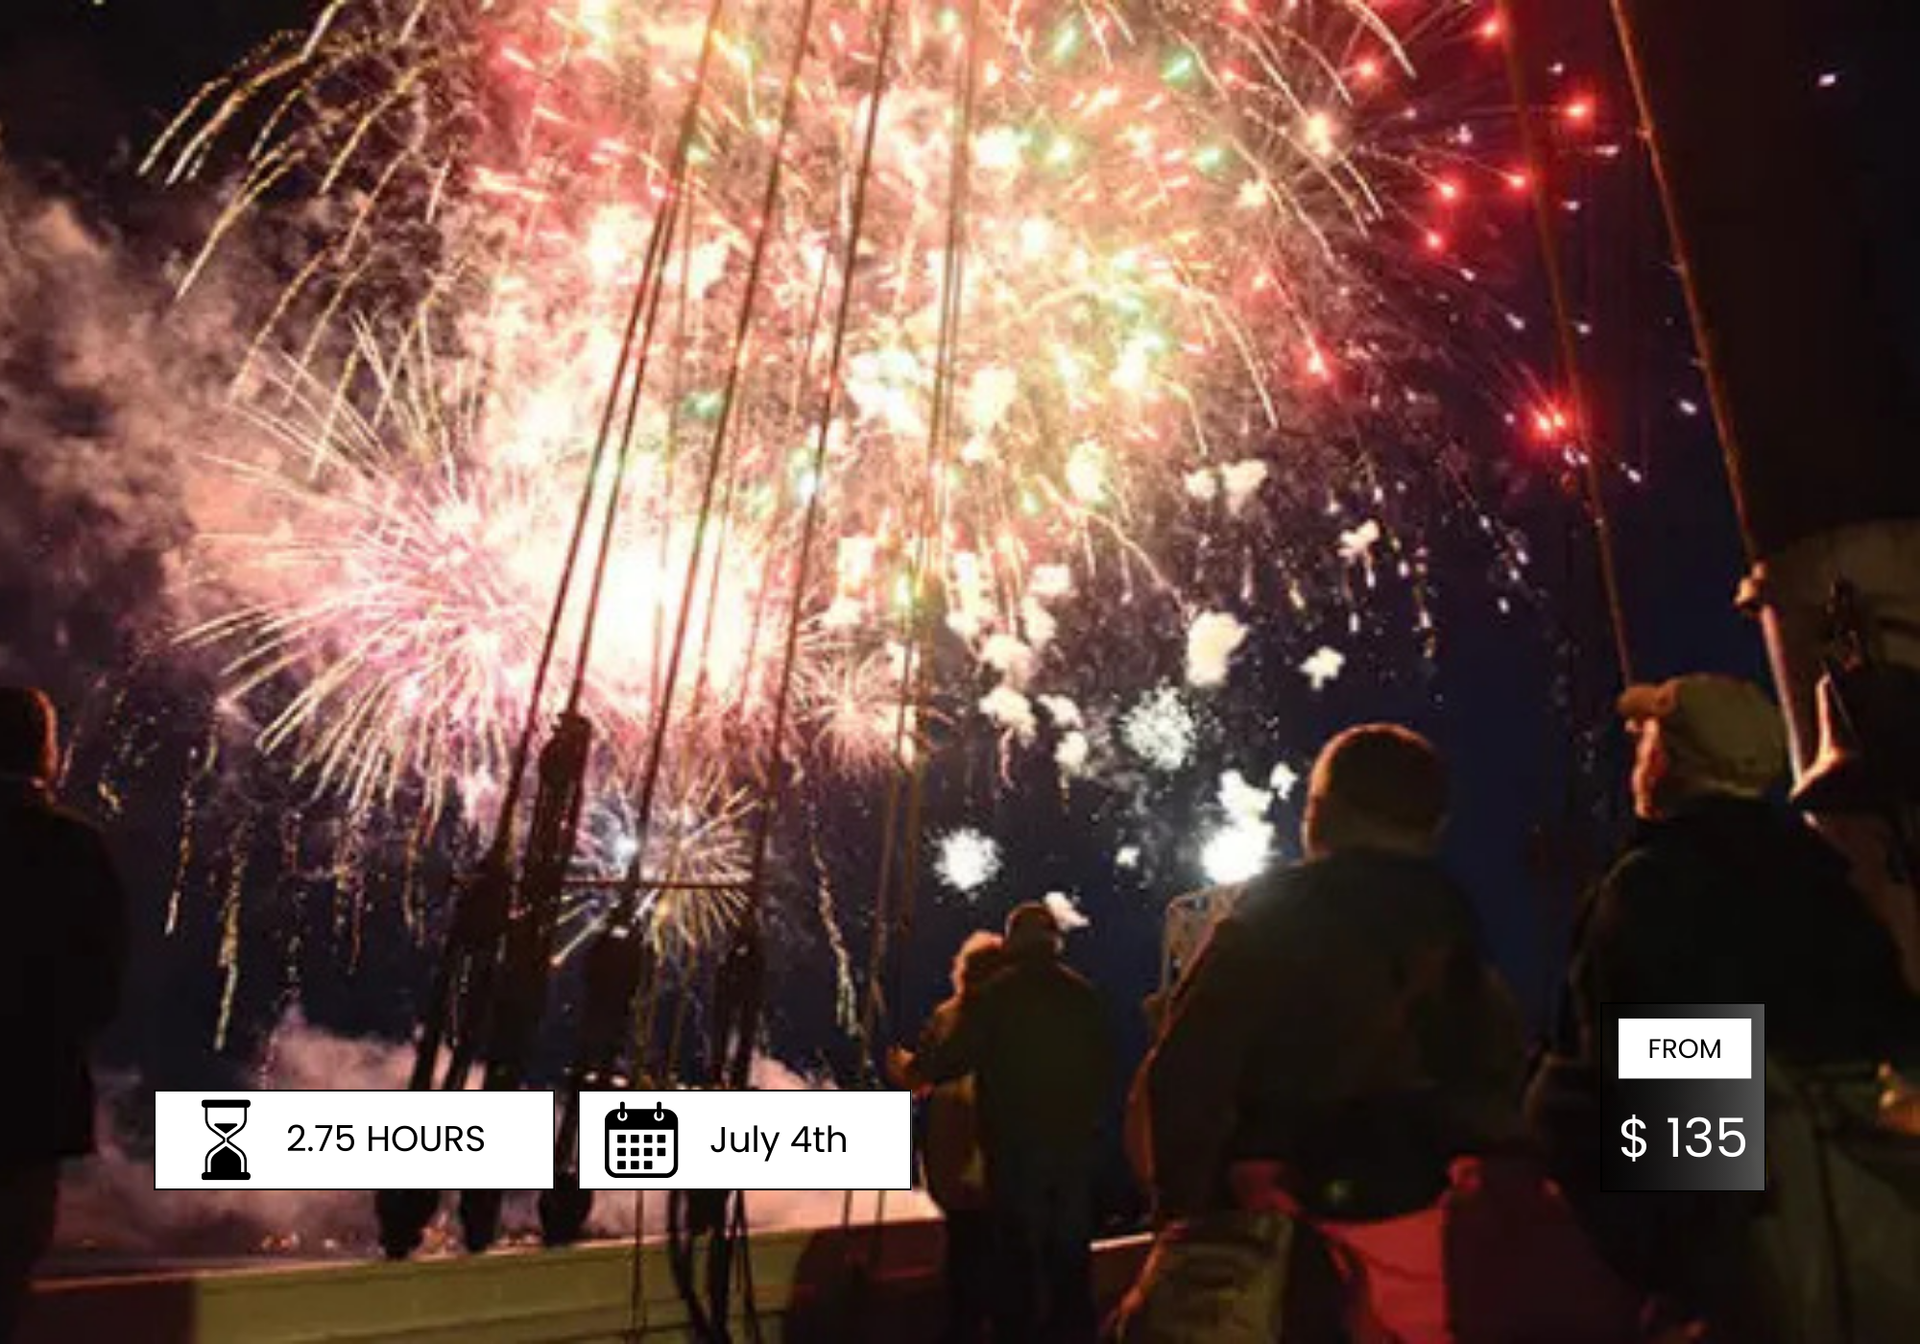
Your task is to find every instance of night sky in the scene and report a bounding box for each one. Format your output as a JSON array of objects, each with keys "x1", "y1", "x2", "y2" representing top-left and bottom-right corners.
[{"x1": 7, "y1": 0, "x2": 1863, "y2": 1238}]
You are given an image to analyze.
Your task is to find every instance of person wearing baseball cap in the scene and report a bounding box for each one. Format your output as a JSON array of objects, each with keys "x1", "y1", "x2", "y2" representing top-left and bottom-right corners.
[
  {"x1": 1527, "y1": 673, "x2": 1916, "y2": 1338},
  {"x1": 1616, "y1": 674, "x2": 1789, "y2": 819}
]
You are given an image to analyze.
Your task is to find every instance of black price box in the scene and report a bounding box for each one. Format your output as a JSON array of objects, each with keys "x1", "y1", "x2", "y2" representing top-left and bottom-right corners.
[{"x1": 1601, "y1": 1003, "x2": 1765, "y2": 1192}]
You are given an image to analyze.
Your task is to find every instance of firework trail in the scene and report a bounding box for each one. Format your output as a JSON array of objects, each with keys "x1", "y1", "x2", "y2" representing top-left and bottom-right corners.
[{"x1": 148, "y1": 0, "x2": 1520, "y2": 957}]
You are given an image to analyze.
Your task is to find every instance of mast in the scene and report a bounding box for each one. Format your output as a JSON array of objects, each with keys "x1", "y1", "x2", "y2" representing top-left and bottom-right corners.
[{"x1": 1608, "y1": 0, "x2": 1920, "y2": 977}]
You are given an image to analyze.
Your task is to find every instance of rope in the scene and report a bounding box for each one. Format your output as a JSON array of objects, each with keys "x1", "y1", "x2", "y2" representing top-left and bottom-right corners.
[
  {"x1": 588, "y1": 0, "x2": 825, "y2": 1329},
  {"x1": 402, "y1": 25, "x2": 684, "y2": 1108},
  {"x1": 825, "y1": 0, "x2": 983, "y2": 1313},
  {"x1": 1494, "y1": 0, "x2": 1635, "y2": 690},
  {"x1": 565, "y1": 84, "x2": 720, "y2": 717},
  {"x1": 625, "y1": 1187, "x2": 649, "y2": 1341},
  {"x1": 614, "y1": 0, "x2": 824, "y2": 914},
  {"x1": 650, "y1": 194, "x2": 701, "y2": 718},
  {"x1": 689, "y1": 0, "x2": 913, "y2": 1325},
  {"x1": 528, "y1": 0, "x2": 729, "y2": 1327},
  {"x1": 490, "y1": 101, "x2": 691, "y2": 841},
  {"x1": 856, "y1": 0, "x2": 984, "y2": 1082},
  {"x1": 739, "y1": 0, "x2": 910, "y2": 1005}
]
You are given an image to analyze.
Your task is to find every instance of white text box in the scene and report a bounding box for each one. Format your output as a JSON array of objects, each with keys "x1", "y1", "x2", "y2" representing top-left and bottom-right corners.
[
  {"x1": 1616, "y1": 1017, "x2": 1753, "y2": 1080},
  {"x1": 155, "y1": 1091, "x2": 554, "y2": 1190},
  {"x1": 579, "y1": 1090, "x2": 910, "y2": 1190}
]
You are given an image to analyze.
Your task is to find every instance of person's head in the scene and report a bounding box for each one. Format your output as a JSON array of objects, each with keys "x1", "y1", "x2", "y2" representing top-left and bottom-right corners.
[
  {"x1": 1619, "y1": 675, "x2": 1786, "y2": 821},
  {"x1": 950, "y1": 930, "x2": 1007, "y2": 996},
  {"x1": 1003, "y1": 901, "x2": 1063, "y2": 959},
  {"x1": 1300, "y1": 723, "x2": 1448, "y2": 860},
  {"x1": 0, "y1": 686, "x2": 58, "y2": 785}
]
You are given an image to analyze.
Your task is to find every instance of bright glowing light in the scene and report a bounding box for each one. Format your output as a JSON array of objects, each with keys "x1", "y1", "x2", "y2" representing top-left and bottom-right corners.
[
  {"x1": 1203, "y1": 817, "x2": 1271, "y2": 883},
  {"x1": 1221, "y1": 460, "x2": 1270, "y2": 512},
  {"x1": 1531, "y1": 403, "x2": 1573, "y2": 442},
  {"x1": 1303, "y1": 342, "x2": 1332, "y2": 382},
  {"x1": 1066, "y1": 442, "x2": 1107, "y2": 504},
  {"x1": 1301, "y1": 110, "x2": 1341, "y2": 159},
  {"x1": 936, "y1": 828, "x2": 1003, "y2": 896},
  {"x1": 981, "y1": 685, "x2": 1040, "y2": 744}
]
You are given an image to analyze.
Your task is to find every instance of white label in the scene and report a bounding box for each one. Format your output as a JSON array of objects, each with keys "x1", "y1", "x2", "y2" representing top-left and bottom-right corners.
[
  {"x1": 1616, "y1": 1017, "x2": 1753, "y2": 1080},
  {"x1": 154, "y1": 1091, "x2": 555, "y2": 1190},
  {"x1": 579, "y1": 1091, "x2": 911, "y2": 1190}
]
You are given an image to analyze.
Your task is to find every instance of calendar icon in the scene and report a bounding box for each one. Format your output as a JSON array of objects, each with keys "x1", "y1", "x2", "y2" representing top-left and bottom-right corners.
[{"x1": 606, "y1": 1102, "x2": 677, "y2": 1178}]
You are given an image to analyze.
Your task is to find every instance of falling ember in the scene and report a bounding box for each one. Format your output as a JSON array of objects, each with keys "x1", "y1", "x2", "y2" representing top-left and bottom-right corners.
[
  {"x1": 1561, "y1": 95, "x2": 1597, "y2": 126},
  {"x1": 1269, "y1": 761, "x2": 1301, "y2": 801},
  {"x1": 213, "y1": 811, "x2": 253, "y2": 1052},
  {"x1": 1300, "y1": 646, "x2": 1347, "y2": 690},
  {"x1": 1043, "y1": 891, "x2": 1090, "y2": 931}
]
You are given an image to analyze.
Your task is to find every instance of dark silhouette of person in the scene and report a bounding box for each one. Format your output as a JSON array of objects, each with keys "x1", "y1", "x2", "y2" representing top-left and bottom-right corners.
[
  {"x1": 1135, "y1": 724, "x2": 1524, "y2": 1227},
  {"x1": 0, "y1": 687, "x2": 127, "y2": 1341},
  {"x1": 894, "y1": 902, "x2": 1111, "y2": 1344},
  {"x1": 888, "y1": 931, "x2": 1007, "y2": 1344},
  {"x1": 1122, "y1": 725, "x2": 1656, "y2": 1342},
  {"x1": 1528, "y1": 675, "x2": 1919, "y2": 1340}
]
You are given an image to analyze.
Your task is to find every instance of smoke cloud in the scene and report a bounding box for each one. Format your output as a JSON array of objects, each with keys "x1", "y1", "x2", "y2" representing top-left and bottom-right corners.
[
  {"x1": 0, "y1": 165, "x2": 217, "y2": 680},
  {"x1": 0, "y1": 156, "x2": 396, "y2": 696}
]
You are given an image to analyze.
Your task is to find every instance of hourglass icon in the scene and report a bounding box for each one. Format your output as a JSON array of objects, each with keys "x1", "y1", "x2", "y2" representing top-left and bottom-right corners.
[{"x1": 202, "y1": 1099, "x2": 251, "y2": 1181}]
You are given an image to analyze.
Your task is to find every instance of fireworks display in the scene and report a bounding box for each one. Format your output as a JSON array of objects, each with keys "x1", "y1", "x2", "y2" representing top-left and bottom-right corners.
[{"x1": 127, "y1": 0, "x2": 1536, "y2": 976}]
